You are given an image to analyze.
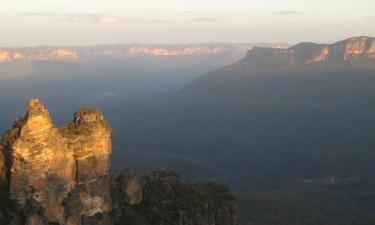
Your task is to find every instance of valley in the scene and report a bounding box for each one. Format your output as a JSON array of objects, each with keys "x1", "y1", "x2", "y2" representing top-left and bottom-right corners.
[{"x1": 2, "y1": 37, "x2": 375, "y2": 224}]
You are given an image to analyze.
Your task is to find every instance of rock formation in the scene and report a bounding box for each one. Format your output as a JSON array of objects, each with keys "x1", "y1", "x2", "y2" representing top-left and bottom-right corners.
[
  {"x1": 308, "y1": 47, "x2": 329, "y2": 63},
  {"x1": 0, "y1": 49, "x2": 78, "y2": 63},
  {"x1": 0, "y1": 147, "x2": 5, "y2": 186},
  {"x1": 126, "y1": 46, "x2": 223, "y2": 56},
  {"x1": 0, "y1": 99, "x2": 112, "y2": 225},
  {"x1": 238, "y1": 36, "x2": 375, "y2": 73},
  {"x1": 0, "y1": 99, "x2": 239, "y2": 225},
  {"x1": 114, "y1": 170, "x2": 144, "y2": 206}
]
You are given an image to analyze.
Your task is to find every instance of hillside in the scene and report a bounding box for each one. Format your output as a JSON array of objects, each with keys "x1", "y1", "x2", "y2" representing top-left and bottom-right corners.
[
  {"x1": 0, "y1": 43, "x2": 286, "y2": 139},
  {"x1": 0, "y1": 43, "x2": 287, "y2": 79},
  {"x1": 107, "y1": 36, "x2": 375, "y2": 223}
]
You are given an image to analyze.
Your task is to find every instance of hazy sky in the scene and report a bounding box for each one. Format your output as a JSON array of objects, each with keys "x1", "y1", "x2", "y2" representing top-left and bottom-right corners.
[{"x1": 1, "y1": 0, "x2": 375, "y2": 46}]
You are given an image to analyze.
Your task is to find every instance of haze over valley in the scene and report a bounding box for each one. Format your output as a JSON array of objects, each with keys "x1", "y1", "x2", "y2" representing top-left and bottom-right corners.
[
  {"x1": 0, "y1": 43, "x2": 286, "y2": 133},
  {"x1": 2, "y1": 0, "x2": 375, "y2": 224}
]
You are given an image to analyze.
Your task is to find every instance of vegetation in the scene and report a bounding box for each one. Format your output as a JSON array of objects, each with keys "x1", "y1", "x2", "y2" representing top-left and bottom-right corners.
[
  {"x1": 110, "y1": 71, "x2": 375, "y2": 224},
  {"x1": 112, "y1": 170, "x2": 237, "y2": 225}
]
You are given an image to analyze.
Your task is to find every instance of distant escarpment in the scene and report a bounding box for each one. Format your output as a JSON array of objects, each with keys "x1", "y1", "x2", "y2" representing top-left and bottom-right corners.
[
  {"x1": 0, "y1": 48, "x2": 78, "y2": 63},
  {"x1": 0, "y1": 43, "x2": 288, "y2": 64},
  {"x1": 0, "y1": 100, "x2": 238, "y2": 225},
  {"x1": 227, "y1": 36, "x2": 375, "y2": 73}
]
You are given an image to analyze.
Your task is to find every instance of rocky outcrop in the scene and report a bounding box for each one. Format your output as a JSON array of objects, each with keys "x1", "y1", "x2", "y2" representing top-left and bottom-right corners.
[
  {"x1": 344, "y1": 36, "x2": 369, "y2": 60},
  {"x1": 112, "y1": 169, "x2": 239, "y2": 225},
  {"x1": 0, "y1": 99, "x2": 112, "y2": 225},
  {"x1": 114, "y1": 170, "x2": 144, "y2": 205},
  {"x1": 307, "y1": 47, "x2": 329, "y2": 63},
  {"x1": 0, "y1": 99, "x2": 239, "y2": 225},
  {"x1": 241, "y1": 36, "x2": 375, "y2": 72},
  {"x1": 126, "y1": 47, "x2": 223, "y2": 56},
  {"x1": 0, "y1": 43, "x2": 290, "y2": 65},
  {"x1": 0, "y1": 49, "x2": 78, "y2": 63},
  {"x1": 0, "y1": 51, "x2": 11, "y2": 62},
  {"x1": 0, "y1": 147, "x2": 5, "y2": 186}
]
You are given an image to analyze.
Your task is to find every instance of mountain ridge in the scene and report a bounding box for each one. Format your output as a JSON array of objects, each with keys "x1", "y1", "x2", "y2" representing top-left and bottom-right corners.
[
  {"x1": 0, "y1": 43, "x2": 288, "y2": 63},
  {"x1": 110, "y1": 36, "x2": 375, "y2": 192},
  {"x1": 230, "y1": 36, "x2": 375, "y2": 73}
]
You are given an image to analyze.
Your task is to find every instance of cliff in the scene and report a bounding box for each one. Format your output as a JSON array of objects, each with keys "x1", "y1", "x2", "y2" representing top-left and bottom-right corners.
[
  {"x1": 0, "y1": 147, "x2": 5, "y2": 186},
  {"x1": 0, "y1": 100, "x2": 239, "y2": 225},
  {"x1": 0, "y1": 99, "x2": 112, "y2": 225},
  {"x1": 0, "y1": 49, "x2": 78, "y2": 63},
  {"x1": 0, "y1": 43, "x2": 289, "y2": 64},
  {"x1": 235, "y1": 36, "x2": 375, "y2": 73}
]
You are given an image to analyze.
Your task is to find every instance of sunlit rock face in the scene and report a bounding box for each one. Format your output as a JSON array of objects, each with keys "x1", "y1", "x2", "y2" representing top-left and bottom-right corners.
[
  {"x1": 308, "y1": 47, "x2": 330, "y2": 63},
  {"x1": 31, "y1": 49, "x2": 79, "y2": 61},
  {"x1": 0, "y1": 48, "x2": 78, "y2": 63},
  {"x1": 0, "y1": 51, "x2": 11, "y2": 62},
  {"x1": 126, "y1": 46, "x2": 223, "y2": 56},
  {"x1": 0, "y1": 51, "x2": 27, "y2": 62},
  {"x1": 60, "y1": 108, "x2": 112, "y2": 221},
  {"x1": 239, "y1": 36, "x2": 375, "y2": 72},
  {"x1": 0, "y1": 147, "x2": 5, "y2": 186},
  {"x1": 344, "y1": 36, "x2": 368, "y2": 60},
  {"x1": 8, "y1": 100, "x2": 76, "y2": 223},
  {"x1": 0, "y1": 99, "x2": 112, "y2": 225}
]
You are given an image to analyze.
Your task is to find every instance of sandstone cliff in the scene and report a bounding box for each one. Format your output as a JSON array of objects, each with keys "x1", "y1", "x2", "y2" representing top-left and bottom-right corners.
[
  {"x1": 0, "y1": 99, "x2": 112, "y2": 225},
  {"x1": 0, "y1": 49, "x2": 78, "y2": 63},
  {"x1": 0, "y1": 43, "x2": 288, "y2": 64},
  {"x1": 0, "y1": 100, "x2": 239, "y2": 225},
  {"x1": 0, "y1": 147, "x2": 5, "y2": 186},
  {"x1": 236, "y1": 36, "x2": 375, "y2": 73}
]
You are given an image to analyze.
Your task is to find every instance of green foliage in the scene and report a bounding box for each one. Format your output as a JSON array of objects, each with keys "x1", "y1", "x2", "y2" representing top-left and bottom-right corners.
[
  {"x1": 191, "y1": 181, "x2": 237, "y2": 208},
  {"x1": 114, "y1": 71, "x2": 375, "y2": 190},
  {"x1": 112, "y1": 171, "x2": 237, "y2": 225},
  {"x1": 110, "y1": 70, "x2": 375, "y2": 224}
]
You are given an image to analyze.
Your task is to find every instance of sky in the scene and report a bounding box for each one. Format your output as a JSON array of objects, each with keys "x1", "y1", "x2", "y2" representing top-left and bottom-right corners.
[{"x1": 1, "y1": 0, "x2": 375, "y2": 46}]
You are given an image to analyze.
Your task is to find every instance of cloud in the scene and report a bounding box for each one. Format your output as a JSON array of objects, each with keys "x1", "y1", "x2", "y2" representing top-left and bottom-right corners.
[
  {"x1": 20, "y1": 12, "x2": 56, "y2": 17},
  {"x1": 123, "y1": 18, "x2": 170, "y2": 23},
  {"x1": 193, "y1": 17, "x2": 220, "y2": 23},
  {"x1": 19, "y1": 12, "x2": 171, "y2": 24},
  {"x1": 272, "y1": 11, "x2": 303, "y2": 16},
  {"x1": 19, "y1": 12, "x2": 121, "y2": 24}
]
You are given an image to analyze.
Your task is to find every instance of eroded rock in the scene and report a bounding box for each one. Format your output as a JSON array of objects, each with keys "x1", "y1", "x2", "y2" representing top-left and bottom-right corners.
[
  {"x1": 0, "y1": 99, "x2": 239, "y2": 225},
  {"x1": 1, "y1": 99, "x2": 112, "y2": 225},
  {"x1": 115, "y1": 170, "x2": 144, "y2": 205},
  {"x1": 0, "y1": 148, "x2": 5, "y2": 186}
]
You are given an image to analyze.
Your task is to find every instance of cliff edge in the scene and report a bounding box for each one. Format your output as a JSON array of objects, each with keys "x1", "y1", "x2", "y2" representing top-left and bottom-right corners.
[
  {"x1": 0, "y1": 99, "x2": 238, "y2": 225},
  {"x1": 0, "y1": 99, "x2": 112, "y2": 225},
  {"x1": 233, "y1": 36, "x2": 375, "y2": 73}
]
